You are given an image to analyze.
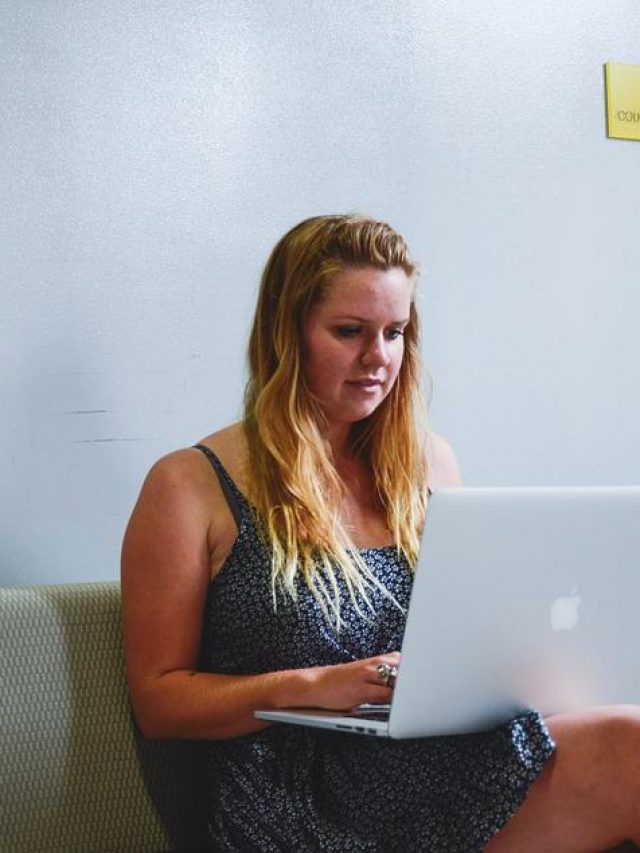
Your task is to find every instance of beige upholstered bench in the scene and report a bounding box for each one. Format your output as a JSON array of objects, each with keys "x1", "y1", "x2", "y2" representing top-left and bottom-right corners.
[{"x1": 2, "y1": 582, "x2": 209, "y2": 852}]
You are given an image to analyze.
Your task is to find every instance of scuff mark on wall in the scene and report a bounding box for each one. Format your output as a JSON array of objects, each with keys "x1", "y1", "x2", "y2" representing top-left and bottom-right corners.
[{"x1": 72, "y1": 438, "x2": 148, "y2": 443}]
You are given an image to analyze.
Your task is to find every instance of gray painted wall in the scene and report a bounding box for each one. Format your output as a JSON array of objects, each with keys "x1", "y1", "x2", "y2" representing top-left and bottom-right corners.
[{"x1": 2, "y1": 1, "x2": 639, "y2": 585}]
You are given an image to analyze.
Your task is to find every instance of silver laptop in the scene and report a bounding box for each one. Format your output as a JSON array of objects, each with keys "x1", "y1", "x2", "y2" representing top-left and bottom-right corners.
[{"x1": 255, "y1": 486, "x2": 640, "y2": 738}]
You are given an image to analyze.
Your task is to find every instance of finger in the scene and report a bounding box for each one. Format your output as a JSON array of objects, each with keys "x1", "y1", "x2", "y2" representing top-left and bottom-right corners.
[
  {"x1": 370, "y1": 661, "x2": 392, "y2": 684},
  {"x1": 375, "y1": 652, "x2": 400, "y2": 667},
  {"x1": 350, "y1": 688, "x2": 393, "y2": 711},
  {"x1": 376, "y1": 656, "x2": 400, "y2": 674},
  {"x1": 370, "y1": 663, "x2": 398, "y2": 691},
  {"x1": 367, "y1": 686, "x2": 394, "y2": 704}
]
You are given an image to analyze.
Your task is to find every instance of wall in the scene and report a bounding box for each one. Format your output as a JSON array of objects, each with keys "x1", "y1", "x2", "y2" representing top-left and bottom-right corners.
[{"x1": 1, "y1": 0, "x2": 638, "y2": 585}]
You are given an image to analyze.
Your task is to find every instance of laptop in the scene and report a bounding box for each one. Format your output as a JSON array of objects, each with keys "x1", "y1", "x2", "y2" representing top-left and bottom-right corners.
[{"x1": 255, "y1": 486, "x2": 640, "y2": 738}]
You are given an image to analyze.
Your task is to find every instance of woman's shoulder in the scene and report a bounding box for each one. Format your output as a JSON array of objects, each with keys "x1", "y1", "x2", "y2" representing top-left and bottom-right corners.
[
  {"x1": 140, "y1": 423, "x2": 245, "y2": 502},
  {"x1": 125, "y1": 424, "x2": 247, "y2": 558},
  {"x1": 192, "y1": 422, "x2": 250, "y2": 490},
  {"x1": 426, "y1": 431, "x2": 463, "y2": 489}
]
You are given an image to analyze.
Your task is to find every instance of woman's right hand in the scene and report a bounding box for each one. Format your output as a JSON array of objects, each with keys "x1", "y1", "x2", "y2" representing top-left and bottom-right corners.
[{"x1": 300, "y1": 652, "x2": 401, "y2": 711}]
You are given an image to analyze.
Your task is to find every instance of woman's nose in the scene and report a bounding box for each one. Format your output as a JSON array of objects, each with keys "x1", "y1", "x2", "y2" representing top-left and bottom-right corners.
[{"x1": 361, "y1": 334, "x2": 390, "y2": 367}]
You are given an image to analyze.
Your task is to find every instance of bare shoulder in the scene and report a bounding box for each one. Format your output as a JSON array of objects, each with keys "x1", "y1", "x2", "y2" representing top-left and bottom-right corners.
[
  {"x1": 123, "y1": 448, "x2": 214, "y2": 564},
  {"x1": 196, "y1": 421, "x2": 251, "y2": 496},
  {"x1": 123, "y1": 422, "x2": 245, "y2": 558},
  {"x1": 138, "y1": 422, "x2": 246, "y2": 494},
  {"x1": 122, "y1": 425, "x2": 246, "y2": 595},
  {"x1": 139, "y1": 445, "x2": 217, "y2": 512},
  {"x1": 426, "y1": 431, "x2": 463, "y2": 489},
  {"x1": 198, "y1": 421, "x2": 245, "y2": 457}
]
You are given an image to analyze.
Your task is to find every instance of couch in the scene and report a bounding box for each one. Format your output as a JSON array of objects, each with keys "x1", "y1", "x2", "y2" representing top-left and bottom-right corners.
[{"x1": 2, "y1": 582, "x2": 210, "y2": 851}]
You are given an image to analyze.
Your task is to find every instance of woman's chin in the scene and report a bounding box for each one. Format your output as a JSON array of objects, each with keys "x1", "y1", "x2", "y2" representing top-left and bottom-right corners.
[{"x1": 341, "y1": 401, "x2": 384, "y2": 425}]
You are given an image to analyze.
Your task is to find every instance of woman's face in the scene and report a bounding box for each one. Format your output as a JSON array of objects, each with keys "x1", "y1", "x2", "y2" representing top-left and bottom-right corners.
[{"x1": 302, "y1": 266, "x2": 412, "y2": 440}]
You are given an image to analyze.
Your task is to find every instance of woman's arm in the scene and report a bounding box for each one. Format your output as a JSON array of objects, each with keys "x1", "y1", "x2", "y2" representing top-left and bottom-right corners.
[
  {"x1": 121, "y1": 451, "x2": 396, "y2": 741},
  {"x1": 427, "y1": 432, "x2": 463, "y2": 489}
]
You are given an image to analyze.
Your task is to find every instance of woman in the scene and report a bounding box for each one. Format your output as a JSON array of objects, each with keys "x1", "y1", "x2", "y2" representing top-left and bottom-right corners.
[{"x1": 122, "y1": 214, "x2": 640, "y2": 851}]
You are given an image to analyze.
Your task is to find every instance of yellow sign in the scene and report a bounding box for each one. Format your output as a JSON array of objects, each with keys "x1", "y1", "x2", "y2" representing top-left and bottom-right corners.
[{"x1": 605, "y1": 62, "x2": 640, "y2": 141}]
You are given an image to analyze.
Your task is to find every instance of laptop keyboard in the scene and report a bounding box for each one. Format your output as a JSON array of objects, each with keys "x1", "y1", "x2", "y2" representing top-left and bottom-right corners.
[{"x1": 351, "y1": 704, "x2": 390, "y2": 721}]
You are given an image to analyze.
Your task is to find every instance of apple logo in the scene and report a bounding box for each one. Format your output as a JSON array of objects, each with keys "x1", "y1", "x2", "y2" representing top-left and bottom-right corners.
[{"x1": 550, "y1": 588, "x2": 581, "y2": 631}]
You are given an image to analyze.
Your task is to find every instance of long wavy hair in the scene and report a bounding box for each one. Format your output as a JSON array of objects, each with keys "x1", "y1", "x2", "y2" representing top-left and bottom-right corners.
[{"x1": 243, "y1": 214, "x2": 430, "y2": 630}]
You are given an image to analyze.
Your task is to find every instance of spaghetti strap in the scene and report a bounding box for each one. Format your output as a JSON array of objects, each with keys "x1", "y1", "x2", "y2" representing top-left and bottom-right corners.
[{"x1": 192, "y1": 444, "x2": 245, "y2": 529}]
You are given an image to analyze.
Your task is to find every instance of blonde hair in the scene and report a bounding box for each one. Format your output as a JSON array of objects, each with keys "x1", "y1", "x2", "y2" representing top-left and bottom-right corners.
[{"x1": 243, "y1": 214, "x2": 430, "y2": 630}]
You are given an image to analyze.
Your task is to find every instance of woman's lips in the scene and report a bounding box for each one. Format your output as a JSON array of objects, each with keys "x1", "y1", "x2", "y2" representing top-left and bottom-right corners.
[{"x1": 347, "y1": 378, "x2": 384, "y2": 390}]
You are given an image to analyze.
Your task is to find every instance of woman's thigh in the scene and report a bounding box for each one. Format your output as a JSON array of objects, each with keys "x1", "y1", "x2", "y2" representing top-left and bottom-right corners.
[{"x1": 484, "y1": 705, "x2": 640, "y2": 853}]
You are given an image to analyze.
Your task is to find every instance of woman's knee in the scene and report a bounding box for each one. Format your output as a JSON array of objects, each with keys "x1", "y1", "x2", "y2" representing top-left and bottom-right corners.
[
  {"x1": 485, "y1": 707, "x2": 640, "y2": 850},
  {"x1": 599, "y1": 706, "x2": 640, "y2": 787},
  {"x1": 548, "y1": 705, "x2": 640, "y2": 817}
]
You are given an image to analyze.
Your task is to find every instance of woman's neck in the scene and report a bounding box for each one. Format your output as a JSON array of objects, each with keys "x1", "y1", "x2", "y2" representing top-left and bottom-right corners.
[{"x1": 322, "y1": 421, "x2": 352, "y2": 462}]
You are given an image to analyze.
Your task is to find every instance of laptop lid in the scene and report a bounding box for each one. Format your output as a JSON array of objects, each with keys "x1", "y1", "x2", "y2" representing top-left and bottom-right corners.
[
  {"x1": 388, "y1": 485, "x2": 640, "y2": 737},
  {"x1": 257, "y1": 487, "x2": 640, "y2": 738}
]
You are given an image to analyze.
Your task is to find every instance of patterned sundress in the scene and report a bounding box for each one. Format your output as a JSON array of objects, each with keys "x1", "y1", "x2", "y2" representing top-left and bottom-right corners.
[{"x1": 194, "y1": 445, "x2": 555, "y2": 851}]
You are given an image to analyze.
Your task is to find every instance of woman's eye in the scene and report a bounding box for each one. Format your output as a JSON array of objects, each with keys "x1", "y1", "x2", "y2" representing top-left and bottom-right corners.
[
  {"x1": 335, "y1": 326, "x2": 361, "y2": 338},
  {"x1": 386, "y1": 328, "x2": 405, "y2": 341}
]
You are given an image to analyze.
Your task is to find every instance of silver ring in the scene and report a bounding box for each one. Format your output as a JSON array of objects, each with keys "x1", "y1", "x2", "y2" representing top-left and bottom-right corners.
[{"x1": 376, "y1": 663, "x2": 398, "y2": 688}]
